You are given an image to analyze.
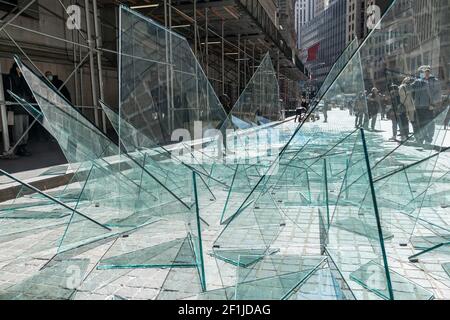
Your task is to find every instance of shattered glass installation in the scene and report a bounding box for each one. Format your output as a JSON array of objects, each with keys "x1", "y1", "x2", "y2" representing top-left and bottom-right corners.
[{"x1": 0, "y1": 0, "x2": 449, "y2": 300}]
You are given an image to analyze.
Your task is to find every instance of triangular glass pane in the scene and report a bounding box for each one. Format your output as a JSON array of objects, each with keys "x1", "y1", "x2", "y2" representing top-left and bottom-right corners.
[
  {"x1": 287, "y1": 267, "x2": 345, "y2": 300},
  {"x1": 231, "y1": 53, "x2": 280, "y2": 126},
  {"x1": 98, "y1": 237, "x2": 196, "y2": 269},
  {"x1": 0, "y1": 169, "x2": 110, "y2": 258},
  {"x1": 235, "y1": 255, "x2": 325, "y2": 300},
  {"x1": 212, "y1": 190, "x2": 284, "y2": 266},
  {"x1": 119, "y1": 5, "x2": 227, "y2": 147},
  {"x1": 0, "y1": 259, "x2": 89, "y2": 300}
]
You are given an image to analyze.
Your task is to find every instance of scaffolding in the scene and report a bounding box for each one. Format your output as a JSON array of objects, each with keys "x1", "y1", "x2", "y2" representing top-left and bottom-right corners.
[{"x1": 0, "y1": 0, "x2": 307, "y2": 156}]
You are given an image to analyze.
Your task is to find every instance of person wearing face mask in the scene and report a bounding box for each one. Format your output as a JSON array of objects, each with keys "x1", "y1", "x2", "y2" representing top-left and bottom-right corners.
[
  {"x1": 408, "y1": 66, "x2": 442, "y2": 145},
  {"x1": 45, "y1": 71, "x2": 72, "y2": 103}
]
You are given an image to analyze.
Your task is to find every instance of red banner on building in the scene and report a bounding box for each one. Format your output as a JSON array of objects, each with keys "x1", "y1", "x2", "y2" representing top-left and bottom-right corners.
[{"x1": 307, "y1": 43, "x2": 320, "y2": 62}]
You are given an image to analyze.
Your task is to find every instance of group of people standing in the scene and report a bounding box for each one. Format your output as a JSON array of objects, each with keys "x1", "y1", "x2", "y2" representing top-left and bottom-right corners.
[
  {"x1": 2, "y1": 62, "x2": 71, "y2": 157},
  {"x1": 352, "y1": 65, "x2": 444, "y2": 145}
]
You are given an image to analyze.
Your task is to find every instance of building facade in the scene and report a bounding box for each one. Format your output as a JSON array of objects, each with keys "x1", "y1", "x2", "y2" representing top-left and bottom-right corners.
[
  {"x1": 314, "y1": 0, "x2": 330, "y2": 16},
  {"x1": 294, "y1": 0, "x2": 315, "y2": 48},
  {"x1": 279, "y1": 0, "x2": 298, "y2": 50},
  {"x1": 298, "y1": 0, "x2": 394, "y2": 86},
  {"x1": 359, "y1": 0, "x2": 449, "y2": 91},
  {"x1": 300, "y1": 0, "x2": 347, "y2": 83},
  {"x1": 346, "y1": 0, "x2": 392, "y2": 45}
]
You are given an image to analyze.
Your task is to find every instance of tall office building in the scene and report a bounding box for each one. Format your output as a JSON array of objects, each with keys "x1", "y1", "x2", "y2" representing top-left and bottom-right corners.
[
  {"x1": 295, "y1": 0, "x2": 315, "y2": 48},
  {"x1": 300, "y1": 0, "x2": 347, "y2": 83},
  {"x1": 297, "y1": 0, "x2": 394, "y2": 88}
]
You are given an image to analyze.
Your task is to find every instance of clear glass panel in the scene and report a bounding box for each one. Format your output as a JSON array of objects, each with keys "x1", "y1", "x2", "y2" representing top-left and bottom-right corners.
[
  {"x1": 94, "y1": 172, "x2": 205, "y2": 292},
  {"x1": 100, "y1": 100, "x2": 194, "y2": 201},
  {"x1": 189, "y1": 172, "x2": 206, "y2": 291},
  {"x1": 212, "y1": 189, "x2": 285, "y2": 266},
  {"x1": 98, "y1": 236, "x2": 196, "y2": 270},
  {"x1": 349, "y1": 260, "x2": 434, "y2": 300},
  {"x1": 156, "y1": 267, "x2": 203, "y2": 300},
  {"x1": 0, "y1": 169, "x2": 109, "y2": 258},
  {"x1": 237, "y1": 0, "x2": 450, "y2": 300},
  {"x1": 314, "y1": 38, "x2": 360, "y2": 102},
  {"x1": 155, "y1": 173, "x2": 208, "y2": 298},
  {"x1": 119, "y1": 5, "x2": 227, "y2": 147},
  {"x1": 287, "y1": 267, "x2": 345, "y2": 300},
  {"x1": 235, "y1": 255, "x2": 325, "y2": 300},
  {"x1": 119, "y1": 5, "x2": 249, "y2": 201},
  {"x1": 15, "y1": 56, "x2": 208, "y2": 284},
  {"x1": 231, "y1": 53, "x2": 280, "y2": 126},
  {"x1": 443, "y1": 263, "x2": 450, "y2": 278},
  {"x1": 1, "y1": 0, "x2": 447, "y2": 300},
  {"x1": 324, "y1": 130, "x2": 395, "y2": 300},
  {"x1": 0, "y1": 259, "x2": 89, "y2": 300},
  {"x1": 372, "y1": 125, "x2": 450, "y2": 246}
]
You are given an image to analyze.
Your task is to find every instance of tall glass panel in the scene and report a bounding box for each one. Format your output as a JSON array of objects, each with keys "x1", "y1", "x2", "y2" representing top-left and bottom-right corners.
[
  {"x1": 119, "y1": 6, "x2": 227, "y2": 147},
  {"x1": 231, "y1": 53, "x2": 280, "y2": 126}
]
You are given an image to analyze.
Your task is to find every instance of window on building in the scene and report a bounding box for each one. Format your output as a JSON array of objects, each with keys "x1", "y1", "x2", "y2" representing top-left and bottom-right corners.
[{"x1": 423, "y1": 52, "x2": 430, "y2": 65}]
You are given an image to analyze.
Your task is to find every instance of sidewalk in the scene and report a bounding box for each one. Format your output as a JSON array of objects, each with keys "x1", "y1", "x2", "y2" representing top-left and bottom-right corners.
[{"x1": 0, "y1": 139, "x2": 67, "y2": 174}]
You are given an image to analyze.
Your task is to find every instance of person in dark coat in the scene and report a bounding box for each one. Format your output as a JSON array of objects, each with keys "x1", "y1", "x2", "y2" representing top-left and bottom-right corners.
[
  {"x1": 407, "y1": 66, "x2": 442, "y2": 144},
  {"x1": 45, "y1": 71, "x2": 72, "y2": 103},
  {"x1": 364, "y1": 87, "x2": 382, "y2": 131},
  {"x1": 295, "y1": 98, "x2": 308, "y2": 123},
  {"x1": 5, "y1": 62, "x2": 33, "y2": 156}
]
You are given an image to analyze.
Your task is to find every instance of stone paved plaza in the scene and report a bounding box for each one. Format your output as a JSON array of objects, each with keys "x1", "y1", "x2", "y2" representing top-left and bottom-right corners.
[{"x1": 1, "y1": 110, "x2": 449, "y2": 300}]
